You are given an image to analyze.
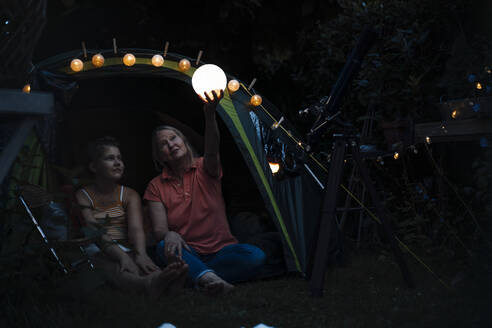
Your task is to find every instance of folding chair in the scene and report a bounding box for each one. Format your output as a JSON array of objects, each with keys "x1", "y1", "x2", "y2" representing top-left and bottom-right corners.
[{"x1": 17, "y1": 183, "x2": 97, "y2": 274}]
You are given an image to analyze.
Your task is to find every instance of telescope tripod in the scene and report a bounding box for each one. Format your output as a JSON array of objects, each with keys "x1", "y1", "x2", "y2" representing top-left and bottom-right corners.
[{"x1": 309, "y1": 134, "x2": 415, "y2": 297}]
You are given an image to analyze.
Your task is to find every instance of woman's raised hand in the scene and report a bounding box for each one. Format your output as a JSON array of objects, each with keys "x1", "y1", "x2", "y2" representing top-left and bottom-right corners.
[
  {"x1": 201, "y1": 89, "x2": 224, "y2": 116},
  {"x1": 164, "y1": 231, "x2": 191, "y2": 261}
]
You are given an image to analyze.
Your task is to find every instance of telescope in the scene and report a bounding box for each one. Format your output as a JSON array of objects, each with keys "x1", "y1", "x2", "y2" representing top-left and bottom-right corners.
[{"x1": 302, "y1": 26, "x2": 377, "y2": 153}]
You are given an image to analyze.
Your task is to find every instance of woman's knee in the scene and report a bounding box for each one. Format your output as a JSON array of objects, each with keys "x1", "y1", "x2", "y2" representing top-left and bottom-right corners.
[{"x1": 241, "y1": 244, "x2": 266, "y2": 268}]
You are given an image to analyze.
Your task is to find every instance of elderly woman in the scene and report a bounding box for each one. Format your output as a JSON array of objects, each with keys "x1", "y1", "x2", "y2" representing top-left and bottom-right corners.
[
  {"x1": 75, "y1": 136, "x2": 188, "y2": 299},
  {"x1": 144, "y1": 90, "x2": 265, "y2": 294}
]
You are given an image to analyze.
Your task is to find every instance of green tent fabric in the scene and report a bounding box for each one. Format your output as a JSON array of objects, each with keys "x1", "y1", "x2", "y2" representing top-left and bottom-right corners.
[{"x1": 35, "y1": 48, "x2": 329, "y2": 273}]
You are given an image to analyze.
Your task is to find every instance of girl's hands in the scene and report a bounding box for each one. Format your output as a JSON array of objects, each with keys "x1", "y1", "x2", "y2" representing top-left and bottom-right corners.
[{"x1": 134, "y1": 253, "x2": 160, "y2": 274}]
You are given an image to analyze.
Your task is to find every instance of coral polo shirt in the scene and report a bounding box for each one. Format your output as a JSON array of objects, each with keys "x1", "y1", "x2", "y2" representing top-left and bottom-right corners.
[{"x1": 143, "y1": 157, "x2": 237, "y2": 254}]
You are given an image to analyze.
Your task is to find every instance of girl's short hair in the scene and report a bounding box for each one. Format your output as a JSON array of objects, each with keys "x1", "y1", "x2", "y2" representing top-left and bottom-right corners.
[
  {"x1": 87, "y1": 136, "x2": 120, "y2": 163},
  {"x1": 151, "y1": 125, "x2": 195, "y2": 172}
]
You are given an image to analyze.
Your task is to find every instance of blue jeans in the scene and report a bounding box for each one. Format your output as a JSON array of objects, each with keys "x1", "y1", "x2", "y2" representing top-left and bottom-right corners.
[{"x1": 156, "y1": 241, "x2": 266, "y2": 284}]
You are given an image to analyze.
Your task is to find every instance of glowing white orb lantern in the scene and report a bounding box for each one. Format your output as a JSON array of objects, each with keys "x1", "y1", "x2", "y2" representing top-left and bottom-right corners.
[{"x1": 191, "y1": 64, "x2": 227, "y2": 101}]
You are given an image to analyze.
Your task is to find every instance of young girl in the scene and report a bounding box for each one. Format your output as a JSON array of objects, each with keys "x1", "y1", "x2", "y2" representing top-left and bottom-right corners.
[{"x1": 75, "y1": 136, "x2": 187, "y2": 299}]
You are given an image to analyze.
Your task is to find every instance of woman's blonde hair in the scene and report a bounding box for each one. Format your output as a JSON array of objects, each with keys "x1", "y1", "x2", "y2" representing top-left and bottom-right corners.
[{"x1": 151, "y1": 125, "x2": 196, "y2": 172}]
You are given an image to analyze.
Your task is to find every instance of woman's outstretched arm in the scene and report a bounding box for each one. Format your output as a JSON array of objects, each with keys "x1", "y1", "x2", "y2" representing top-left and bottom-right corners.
[{"x1": 202, "y1": 89, "x2": 224, "y2": 178}]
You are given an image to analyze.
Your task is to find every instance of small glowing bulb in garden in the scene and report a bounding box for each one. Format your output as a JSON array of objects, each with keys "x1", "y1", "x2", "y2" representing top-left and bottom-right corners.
[
  {"x1": 268, "y1": 162, "x2": 280, "y2": 174},
  {"x1": 152, "y1": 54, "x2": 164, "y2": 67},
  {"x1": 191, "y1": 64, "x2": 227, "y2": 102},
  {"x1": 123, "y1": 53, "x2": 136, "y2": 66},
  {"x1": 476, "y1": 82, "x2": 482, "y2": 90},
  {"x1": 451, "y1": 110, "x2": 458, "y2": 119},
  {"x1": 393, "y1": 152, "x2": 399, "y2": 160},
  {"x1": 22, "y1": 84, "x2": 31, "y2": 93},
  {"x1": 92, "y1": 53, "x2": 105, "y2": 67},
  {"x1": 227, "y1": 79, "x2": 240, "y2": 93},
  {"x1": 425, "y1": 136, "x2": 431, "y2": 144},
  {"x1": 250, "y1": 94, "x2": 262, "y2": 107},
  {"x1": 178, "y1": 58, "x2": 191, "y2": 72},
  {"x1": 70, "y1": 59, "x2": 84, "y2": 72}
]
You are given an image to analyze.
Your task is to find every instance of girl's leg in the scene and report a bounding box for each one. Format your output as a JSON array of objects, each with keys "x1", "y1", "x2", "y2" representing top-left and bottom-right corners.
[
  {"x1": 93, "y1": 254, "x2": 147, "y2": 291},
  {"x1": 204, "y1": 244, "x2": 266, "y2": 283},
  {"x1": 93, "y1": 253, "x2": 186, "y2": 299}
]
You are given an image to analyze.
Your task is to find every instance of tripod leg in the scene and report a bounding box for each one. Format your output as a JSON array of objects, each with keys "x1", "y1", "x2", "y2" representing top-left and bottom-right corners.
[
  {"x1": 339, "y1": 164, "x2": 357, "y2": 230},
  {"x1": 309, "y1": 139, "x2": 346, "y2": 297},
  {"x1": 356, "y1": 184, "x2": 366, "y2": 249},
  {"x1": 351, "y1": 143, "x2": 415, "y2": 288}
]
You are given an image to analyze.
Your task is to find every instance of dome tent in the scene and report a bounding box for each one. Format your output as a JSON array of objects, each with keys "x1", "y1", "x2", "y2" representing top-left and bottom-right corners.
[{"x1": 31, "y1": 48, "x2": 329, "y2": 274}]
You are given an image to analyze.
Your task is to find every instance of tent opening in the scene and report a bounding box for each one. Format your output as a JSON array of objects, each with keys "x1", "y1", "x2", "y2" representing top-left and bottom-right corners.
[{"x1": 55, "y1": 75, "x2": 287, "y2": 276}]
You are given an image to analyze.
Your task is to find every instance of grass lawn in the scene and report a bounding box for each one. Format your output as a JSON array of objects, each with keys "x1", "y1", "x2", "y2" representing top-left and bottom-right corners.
[{"x1": 3, "y1": 244, "x2": 491, "y2": 328}]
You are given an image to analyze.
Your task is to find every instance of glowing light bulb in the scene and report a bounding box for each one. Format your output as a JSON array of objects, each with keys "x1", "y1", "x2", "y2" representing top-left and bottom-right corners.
[
  {"x1": 123, "y1": 53, "x2": 136, "y2": 66},
  {"x1": 268, "y1": 162, "x2": 280, "y2": 174},
  {"x1": 250, "y1": 94, "x2": 262, "y2": 107},
  {"x1": 191, "y1": 64, "x2": 227, "y2": 101},
  {"x1": 152, "y1": 54, "x2": 164, "y2": 67},
  {"x1": 393, "y1": 152, "x2": 399, "y2": 160},
  {"x1": 178, "y1": 58, "x2": 191, "y2": 72},
  {"x1": 70, "y1": 59, "x2": 84, "y2": 72},
  {"x1": 425, "y1": 136, "x2": 431, "y2": 144},
  {"x1": 92, "y1": 53, "x2": 105, "y2": 67},
  {"x1": 476, "y1": 82, "x2": 482, "y2": 90},
  {"x1": 227, "y1": 79, "x2": 240, "y2": 93},
  {"x1": 451, "y1": 110, "x2": 458, "y2": 119},
  {"x1": 22, "y1": 84, "x2": 31, "y2": 93}
]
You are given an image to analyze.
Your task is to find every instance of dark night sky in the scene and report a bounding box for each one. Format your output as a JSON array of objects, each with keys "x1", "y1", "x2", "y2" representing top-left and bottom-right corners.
[{"x1": 34, "y1": 1, "x2": 310, "y2": 79}]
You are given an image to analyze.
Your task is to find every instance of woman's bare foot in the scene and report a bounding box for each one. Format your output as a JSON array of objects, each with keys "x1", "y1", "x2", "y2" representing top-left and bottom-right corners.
[{"x1": 198, "y1": 271, "x2": 234, "y2": 296}]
